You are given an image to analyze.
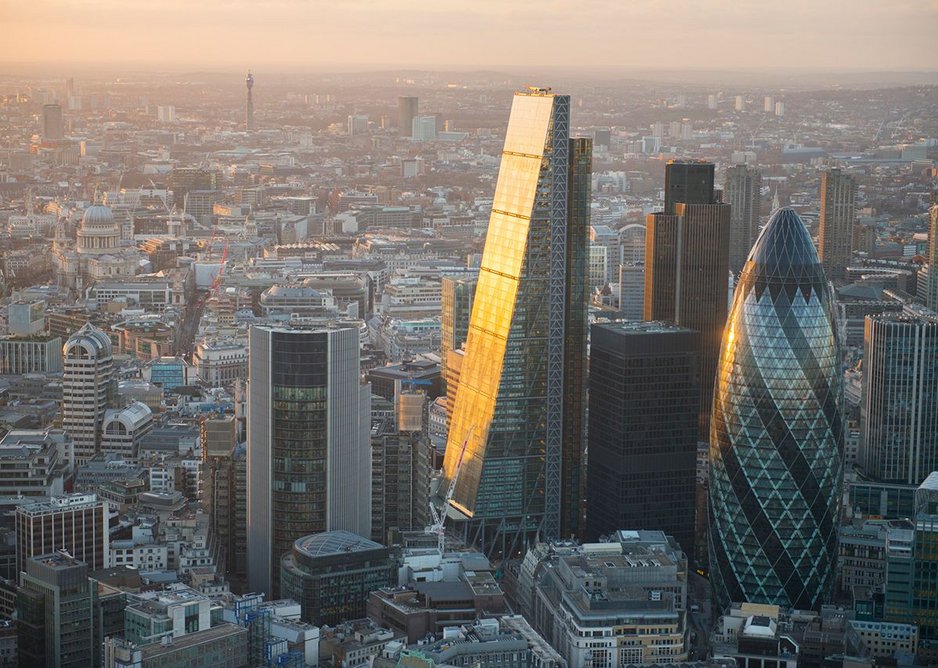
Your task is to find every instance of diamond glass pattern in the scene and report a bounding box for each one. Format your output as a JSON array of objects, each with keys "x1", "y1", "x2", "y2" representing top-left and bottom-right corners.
[{"x1": 709, "y1": 207, "x2": 844, "y2": 611}]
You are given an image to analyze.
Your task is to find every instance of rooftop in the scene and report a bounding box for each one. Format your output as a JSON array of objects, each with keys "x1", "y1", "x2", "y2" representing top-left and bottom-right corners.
[{"x1": 294, "y1": 530, "x2": 384, "y2": 558}]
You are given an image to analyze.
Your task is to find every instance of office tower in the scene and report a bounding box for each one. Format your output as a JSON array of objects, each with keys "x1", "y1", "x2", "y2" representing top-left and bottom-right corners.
[
  {"x1": 618, "y1": 263, "x2": 644, "y2": 320},
  {"x1": 707, "y1": 94, "x2": 718, "y2": 110},
  {"x1": 245, "y1": 71, "x2": 254, "y2": 131},
  {"x1": 775, "y1": 102, "x2": 785, "y2": 117},
  {"x1": 735, "y1": 95, "x2": 745, "y2": 111},
  {"x1": 662, "y1": 160, "x2": 715, "y2": 214},
  {"x1": 619, "y1": 223, "x2": 646, "y2": 265},
  {"x1": 247, "y1": 326, "x2": 371, "y2": 597},
  {"x1": 764, "y1": 96, "x2": 775, "y2": 112},
  {"x1": 859, "y1": 313, "x2": 938, "y2": 486},
  {"x1": 15, "y1": 493, "x2": 109, "y2": 573},
  {"x1": 725, "y1": 164, "x2": 763, "y2": 273},
  {"x1": 411, "y1": 116, "x2": 437, "y2": 141},
  {"x1": 42, "y1": 103, "x2": 64, "y2": 141},
  {"x1": 347, "y1": 114, "x2": 368, "y2": 136},
  {"x1": 398, "y1": 96, "x2": 418, "y2": 138},
  {"x1": 440, "y1": 276, "x2": 476, "y2": 395},
  {"x1": 442, "y1": 89, "x2": 590, "y2": 555},
  {"x1": 62, "y1": 323, "x2": 113, "y2": 464},
  {"x1": 709, "y1": 208, "x2": 843, "y2": 611},
  {"x1": 586, "y1": 322, "x2": 699, "y2": 556},
  {"x1": 927, "y1": 204, "x2": 938, "y2": 311},
  {"x1": 645, "y1": 161, "x2": 730, "y2": 437},
  {"x1": 818, "y1": 167, "x2": 858, "y2": 280},
  {"x1": 16, "y1": 552, "x2": 93, "y2": 667},
  {"x1": 370, "y1": 405, "x2": 428, "y2": 543},
  {"x1": 202, "y1": 415, "x2": 247, "y2": 588},
  {"x1": 156, "y1": 105, "x2": 175, "y2": 123}
]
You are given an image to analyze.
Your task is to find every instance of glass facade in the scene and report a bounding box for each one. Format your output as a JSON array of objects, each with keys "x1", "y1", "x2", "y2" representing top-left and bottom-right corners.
[
  {"x1": 709, "y1": 207, "x2": 844, "y2": 611},
  {"x1": 442, "y1": 90, "x2": 589, "y2": 555}
]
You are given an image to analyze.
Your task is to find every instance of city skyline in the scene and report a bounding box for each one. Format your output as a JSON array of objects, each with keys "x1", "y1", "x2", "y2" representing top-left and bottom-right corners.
[{"x1": 2, "y1": 0, "x2": 937, "y2": 72}]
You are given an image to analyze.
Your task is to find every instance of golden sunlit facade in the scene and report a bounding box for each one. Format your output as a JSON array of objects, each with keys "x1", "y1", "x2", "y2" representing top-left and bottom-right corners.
[{"x1": 442, "y1": 89, "x2": 589, "y2": 555}]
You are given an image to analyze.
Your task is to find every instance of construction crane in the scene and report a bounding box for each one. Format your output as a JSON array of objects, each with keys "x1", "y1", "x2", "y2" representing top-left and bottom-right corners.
[
  {"x1": 210, "y1": 237, "x2": 230, "y2": 297},
  {"x1": 428, "y1": 426, "x2": 473, "y2": 553}
]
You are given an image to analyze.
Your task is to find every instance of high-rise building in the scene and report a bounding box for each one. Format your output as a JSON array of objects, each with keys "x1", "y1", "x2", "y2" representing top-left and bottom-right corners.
[
  {"x1": 201, "y1": 415, "x2": 246, "y2": 588},
  {"x1": 617, "y1": 263, "x2": 644, "y2": 320},
  {"x1": 724, "y1": 164, "x2": 763, "y2": 273},
  {"x1": 245, "y1": 71, "x2": 254, "y2": 131},
  {"x1": 411, "y1": 116, "x2": 437, "y2": 141},
  {"x1": 442, "y1": 89, "x2": 590, "y2": 555},
  {"x1": 247, "y1": 326, "x2": 371, "y2": 597},
  {"x1": 586, "y1": 322, "x2": 699, "y2": 556},
  {"x1": 735, "y1": 95, "x2": 745, "y2": 112},
  {"x1": 347, "y1": 114, "x2": 368, "y2": 136},
  {"x1": 818, "y1": 167, "x2": 858, "y2": 280},
  {"x1": 764, "y1": 96, "x2": 775, "y2": 113},
  {"x1": 62, "y1": 323, "x2": 113, "y2": 464},
  {"x1": 709, "y1": 208, "x2": 843, "y2": 611},
  {"x1": 15, "y1": 493, "x2": 110, "y2": 573},
  {"x1": 926, "y1": 204, "x2": 938, "y2": 311},
  {"x1": 440, "y1": 276, "x2": 476, "y2": 391},
  {"x1": 16, "y1": 552, "x2": 94, "y2": 667},
  {"x1": 882, "y1": 473, "x2": 938, "y2": 661},
  {"x1": 42, "y1": 103, "x2": 64, "y2": 141},
  {"x1": 859, "y1": 312, "x2": 938, "y2": 486},
  {"x1": 398, "y1": 96, "x2": 418, "y2": 138},
  {"x1": 645, "y1": 161, "x2": 730, "y2": 438},
  {"x1": 662, "y1": 160, "x2": 715, "y2": 214}
]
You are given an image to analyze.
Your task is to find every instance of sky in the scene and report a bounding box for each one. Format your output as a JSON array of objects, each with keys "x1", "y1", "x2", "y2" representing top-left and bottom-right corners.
[{"x1": 1, "y1": 0, "x2": 936, "y2": 73}]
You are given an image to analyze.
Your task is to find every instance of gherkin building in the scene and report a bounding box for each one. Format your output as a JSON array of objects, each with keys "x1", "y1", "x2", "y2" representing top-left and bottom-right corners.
[{"x1": 709, "y1": 207, "x2": 843, "y2": 611}]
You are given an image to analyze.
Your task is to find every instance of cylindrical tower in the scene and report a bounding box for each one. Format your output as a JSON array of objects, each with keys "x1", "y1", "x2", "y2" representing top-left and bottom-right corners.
[{"x1": 709, "y1": 207, "x2": 843, "y2": 611}]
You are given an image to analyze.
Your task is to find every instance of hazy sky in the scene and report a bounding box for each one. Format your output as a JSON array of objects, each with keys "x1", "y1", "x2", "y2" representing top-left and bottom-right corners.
[{"x1": 2, "y1": 0, "x2": 936, "y2": 72}]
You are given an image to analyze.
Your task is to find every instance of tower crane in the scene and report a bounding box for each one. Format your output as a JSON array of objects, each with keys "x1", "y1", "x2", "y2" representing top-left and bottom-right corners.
[{"x1": 428, "y1": 426, "x2": 474, "y2": 554}]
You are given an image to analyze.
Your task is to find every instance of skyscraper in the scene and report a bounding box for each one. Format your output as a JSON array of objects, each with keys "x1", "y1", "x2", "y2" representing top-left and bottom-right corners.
[
  {"x1": 645, "y1": 160, "x2": 730, "y2": 438},
  {"x1": 724, "y1": 164, "x2": 763, "y2": 273},
  {"x1": 247, "y1": 326, "x2": 371, "y2": 597},
  {"x1": 42, "y1": 103, "x2": 63, "y2": 141},
  {"x1": 818, "y1": 167, "x2": 857, "y2": 280},
  {"x1": 442, "y1": 88, "x2": 590, "y2": 555},
  {"x1": 440, "y1": 276, "x2": 476, "y2": 395},
  {"x1": 709, "y1": 207, "x2": 843, "y2": 611},
  {"x1": 62, "y1": 323, "x2": 113, "y2": 464},
  {"x1": 586, "y1": 321, "x2": 699, "y2": 556},
  {"x1": 245, "y1": 71, "x2": 254, "y2": 132},
  {"x1": 926, "y1": 203, "x2": 938, "y2": 311},
  {"x1": 398, "y1": 96, "x2": 418, "y2": 138},
  {"x1": 859, "y1": 312, "x2": 938, "y2": 486}
]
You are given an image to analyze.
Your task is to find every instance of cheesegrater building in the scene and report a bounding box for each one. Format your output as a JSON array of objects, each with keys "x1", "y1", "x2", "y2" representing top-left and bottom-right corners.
[
  {"x1": 442, "y1": 88, "x2": 590, "y2": 557},
  {"x1": 709, "y1": 207, "x2": 844, "y2": 611}
]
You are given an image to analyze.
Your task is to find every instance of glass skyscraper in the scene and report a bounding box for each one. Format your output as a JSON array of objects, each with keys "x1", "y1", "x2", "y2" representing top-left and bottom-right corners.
[
  {"x1": 709, "y1": 207, "x2": 844, "y2": 611},
  {"x1": 247, "y1": 326, "x2": 371, "y2": 597},
  {"x1": 442, "y1": 89, "x2": 590, "y2": 555}
]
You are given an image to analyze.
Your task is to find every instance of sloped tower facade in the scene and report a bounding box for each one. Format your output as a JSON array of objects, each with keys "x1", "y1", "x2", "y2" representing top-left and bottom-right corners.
[{"x1": 709, "y1": 207, "x2": 843, "y2": 611}]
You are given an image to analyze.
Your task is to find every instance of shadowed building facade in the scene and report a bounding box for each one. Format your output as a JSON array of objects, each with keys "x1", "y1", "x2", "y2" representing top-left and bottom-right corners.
[
  {"x1": 725, "y1": 164, "x2": 762, "y2": 274},
  {"x1": 818, "y1": 167, "x2": 857, "y2": 280},
  {"x1": 586, "y1": 321, "x2": 699, "y2": 557},
  {"x1": 442, "y1": 89, "x2": 590, "y2": 556},
  {"x1": 645, "y1": 161, "x2": 730, "y2": 440},
  {"x1": 709, "y1": 207, "x2": 843, "y2": 611}
]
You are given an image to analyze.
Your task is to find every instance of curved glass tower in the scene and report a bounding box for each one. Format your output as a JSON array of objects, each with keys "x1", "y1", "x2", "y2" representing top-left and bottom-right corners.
[{"x1": 709, "y1": 207, "x2": 843, "y2": 611}]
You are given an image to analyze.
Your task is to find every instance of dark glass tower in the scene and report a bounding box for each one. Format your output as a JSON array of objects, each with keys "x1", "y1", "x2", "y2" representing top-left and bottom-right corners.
[
  {"x1": 443, "y1": 89, "x2": 590, "y2": 556},
  {"x1": 725, "y1": 164, "x2": 763, "y2": 274},
  {"x1": 709, "y1": 207, "x2": 844, "y2": 611},
  {"x1": 586, "y1": 321, "x2": 699, "y2": 556},
  {"x1": 247, "y1": 326, "x2": 371, "y2": 597},
  {"x1": 645, "y1": 161, "x2": 730, "y2": 439},
  {"x1": 398, "y1": 96, "x2": 418, "y2": 138}
]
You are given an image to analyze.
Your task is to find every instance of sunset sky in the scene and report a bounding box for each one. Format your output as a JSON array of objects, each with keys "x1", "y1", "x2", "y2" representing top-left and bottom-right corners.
[{"x1": 1, "y1": 0, "x2": 936, "y2": 72}]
